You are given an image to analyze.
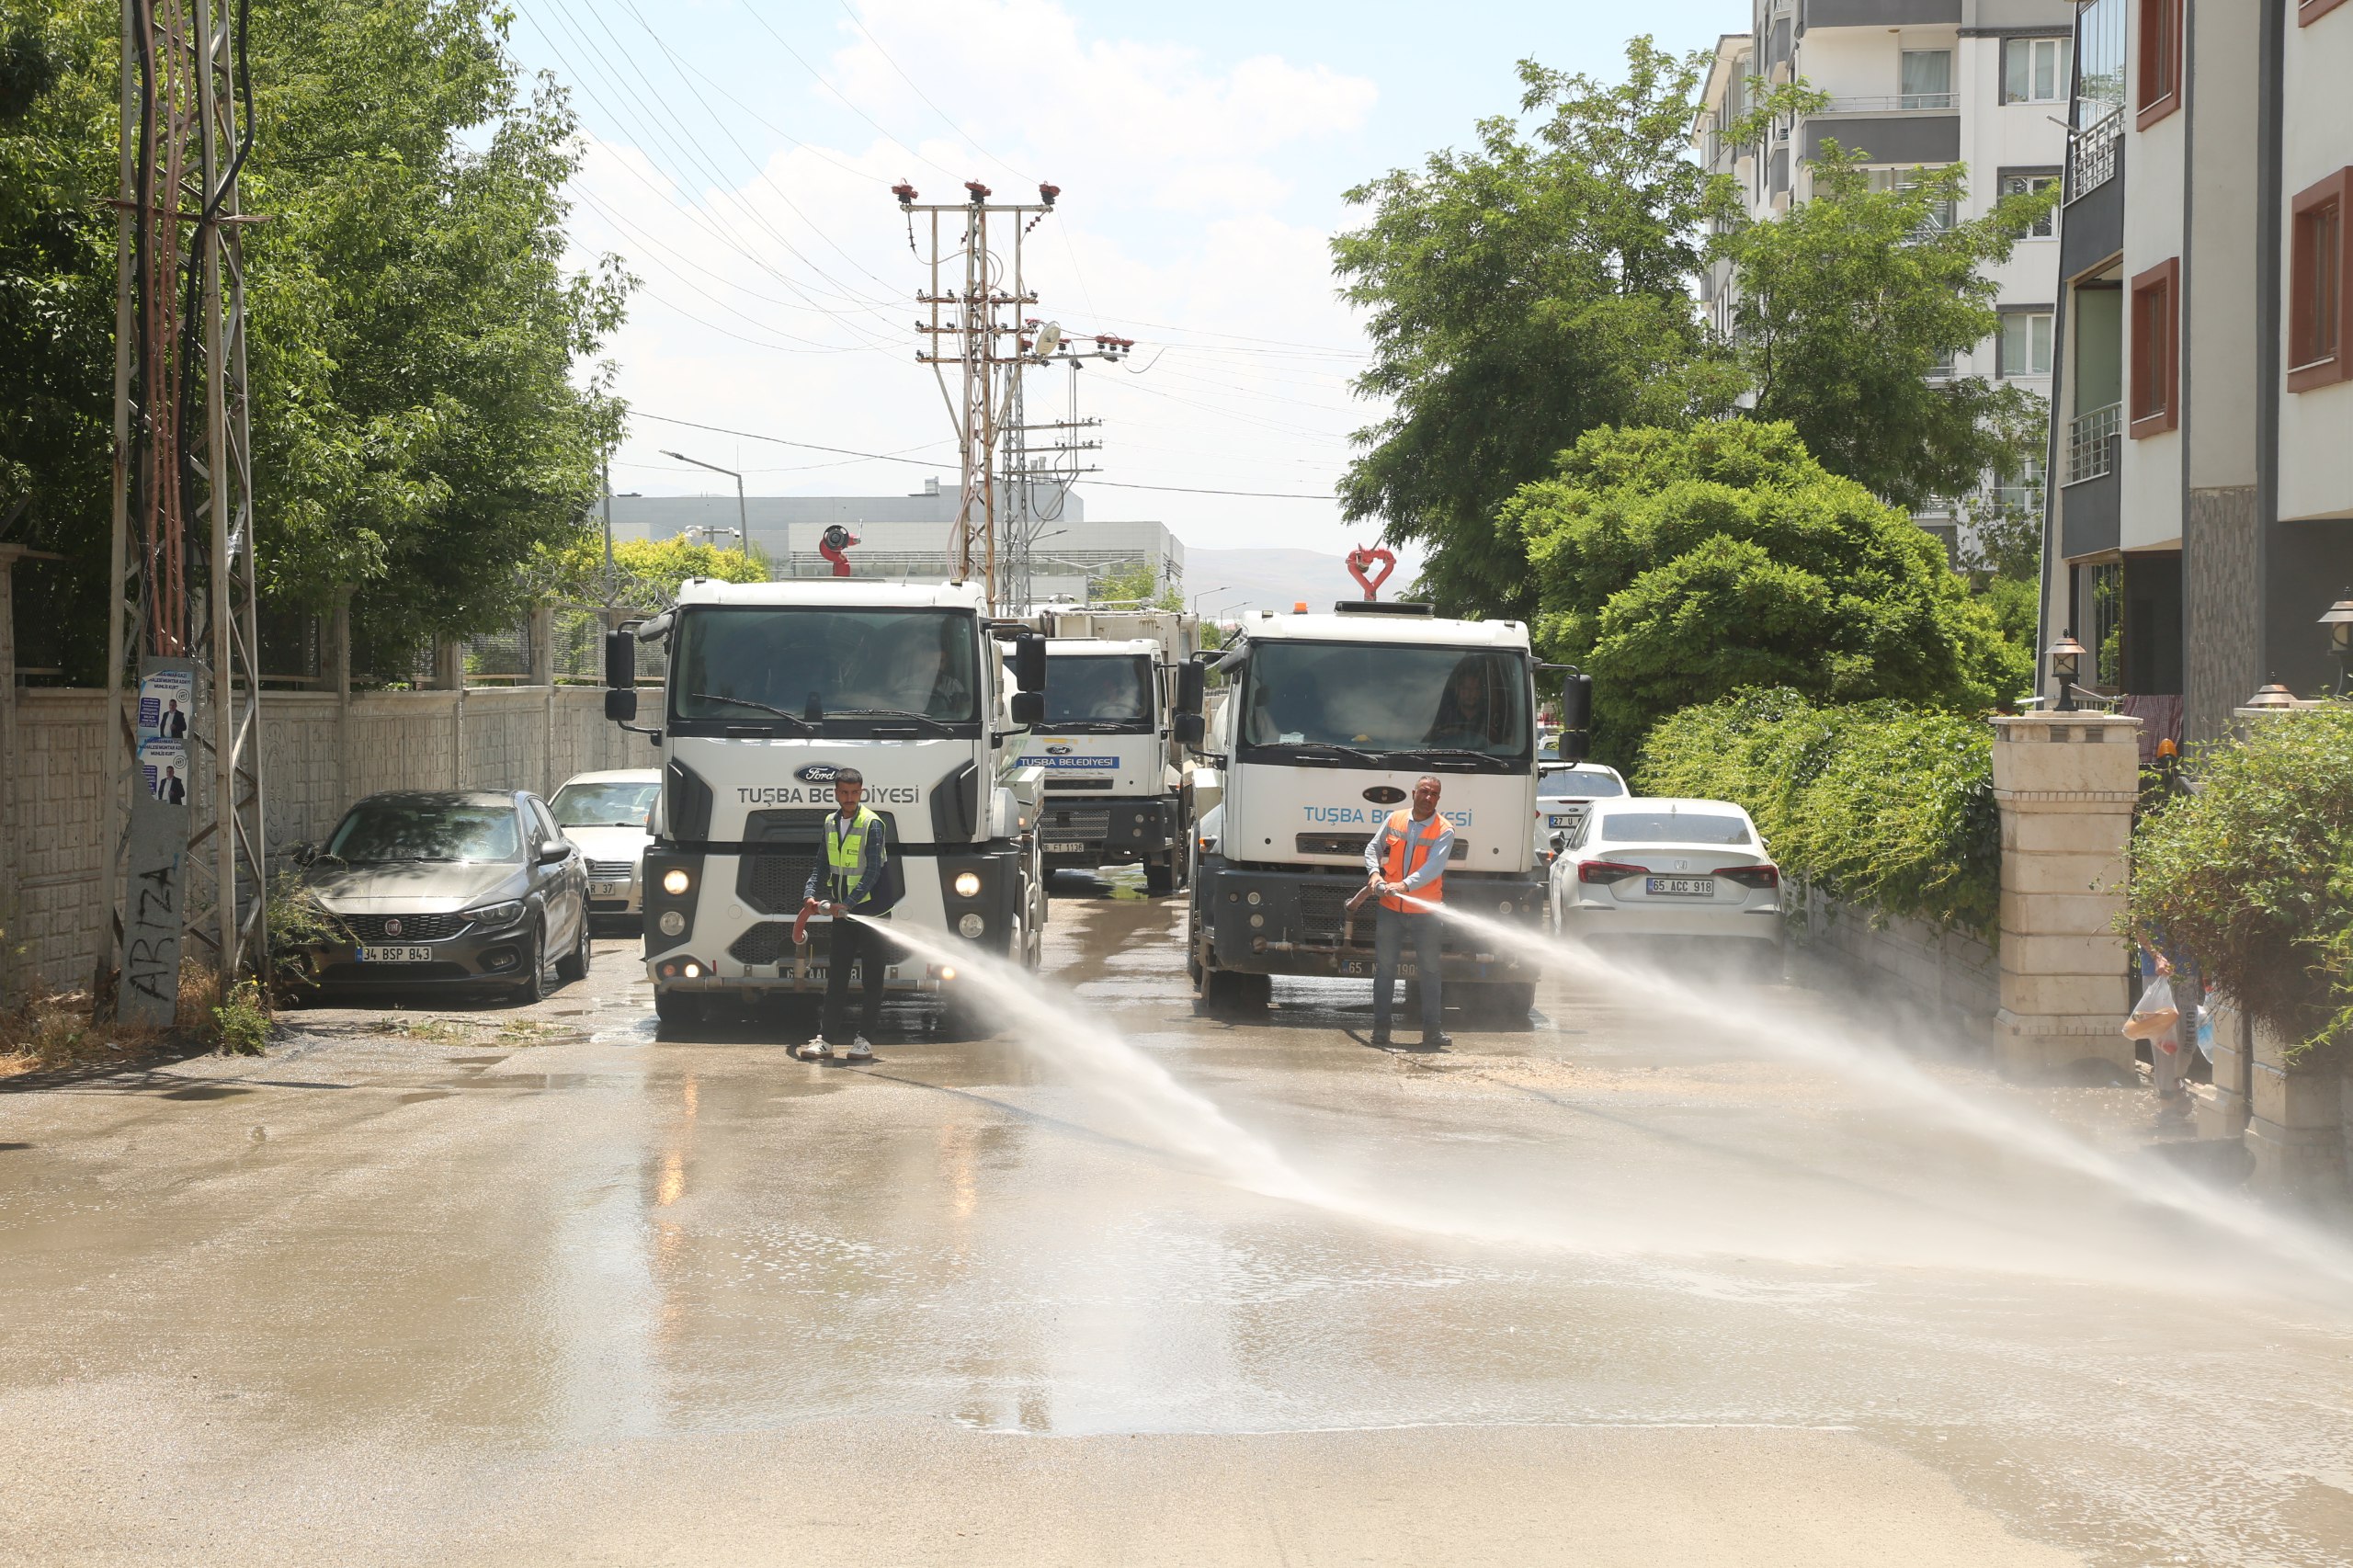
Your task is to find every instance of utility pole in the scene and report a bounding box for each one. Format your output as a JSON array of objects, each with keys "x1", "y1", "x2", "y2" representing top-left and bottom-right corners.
[
  {"x1": 661, "y1": 449, "x2": 749, "y2": 551},
  {"x1": 1002, "y1": 355, "x2": 1102, "y2": 612},
  {"x1": 99, "y1": 0, "x2": 267, "y2": 1026},
  {"x1": 893, "y1": 180, "x2": 1127, "y2": 612}
]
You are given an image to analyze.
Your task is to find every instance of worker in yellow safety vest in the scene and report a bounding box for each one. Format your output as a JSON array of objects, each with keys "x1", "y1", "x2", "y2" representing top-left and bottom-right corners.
[
  {"x1": 1361, "y1": 774, "x2": 1453, "y2": 1050},
  {"x1": 794, "y1": 767, "x2": 901, "y2": 1061}
]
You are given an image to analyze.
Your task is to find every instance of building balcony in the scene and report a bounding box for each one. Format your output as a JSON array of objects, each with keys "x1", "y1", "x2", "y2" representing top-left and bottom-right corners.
[
  {"x1": 1821, "y1": 94, "x2": 1956, "y2": 114},
  {"x1": 2066, "y1": 108, "x2": 2123, "y2": 200},
  {"x1": 2065, "y1": 402, "x2": 2122, "y2": 485}
]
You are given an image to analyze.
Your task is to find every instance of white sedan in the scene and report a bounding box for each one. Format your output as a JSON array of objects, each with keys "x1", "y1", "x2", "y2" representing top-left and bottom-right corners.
[
  {"x1": 1531, "y1": 762, "x2": 1627, "y2": 868},
  {"x1": 551, "y1": 768, "x2": 660, "y2": 923},
  {"x1": 1548, "y1": 797, "x2": 1782, "y2": 947}
]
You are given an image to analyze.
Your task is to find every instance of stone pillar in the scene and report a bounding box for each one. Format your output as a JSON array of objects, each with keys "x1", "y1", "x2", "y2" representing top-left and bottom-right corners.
[
  {"x1": 2197, "y1": 990, "x2": 2254, "y2": 1141},
  {"x1": 2247, "y1": 1014, "x2": 2345, "y2": 1199},
  {"x1": 1989, "y1": 712, "x2": 2143, "y2": 1078}
]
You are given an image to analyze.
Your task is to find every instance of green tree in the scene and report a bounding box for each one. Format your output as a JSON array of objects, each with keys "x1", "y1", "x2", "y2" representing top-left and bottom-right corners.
[
  {"x1": 1331, "y1": 41, "x2": 1735, "y2": 619},
  {"x1": 1710, "y1": 87, "x2": 2056, "y2": 512},
  {"x1": 1505, "y1": 421, "x2": 2029, "y2": 762},
  {"x1": 0, "y1": 0, "x2": 627, "y2": 680},
  {"x1": 544, "y1": 534, "x2": 767, "y2": 610},
  {"x1": 1086, "y1": 559, "x2": 1181, "y2": 610}
]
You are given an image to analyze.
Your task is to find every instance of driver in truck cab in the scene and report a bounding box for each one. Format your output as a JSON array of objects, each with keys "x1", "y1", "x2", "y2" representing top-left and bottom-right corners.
[{"x1": 794, "y1": 768, "x2": 902, "y2": 1062}]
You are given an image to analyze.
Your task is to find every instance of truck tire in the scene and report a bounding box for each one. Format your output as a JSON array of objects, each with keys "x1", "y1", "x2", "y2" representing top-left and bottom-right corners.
[
  {"x1": 1202, "y1": 969, "x2": 1269, "y2": 1015},
  {"x1": 1476, "y1": 982, "x2": 1537, "y2": 1026},
  {"x1": 1144, "y1": 854, "x2": 1176, "y2": 897},
  {"x1": 654, "y1": 986, "x2": 702, "y2": 1037},
  {"x1": 1186, "y1": 900, "x2": 1205, "y2": 983}
]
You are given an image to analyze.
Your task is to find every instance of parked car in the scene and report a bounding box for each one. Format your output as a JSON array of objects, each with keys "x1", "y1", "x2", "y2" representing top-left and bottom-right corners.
[
  {"x1": 1531, "y1": 762, "x2": 1628, "y2": 867},
  {"x1": 290, "y1": 790, "x2": 591, "y2": 1001},
  {"x1": 550, "y1": 767, "x2": 659, "y2": 925},
  {"x1": 1547, "y1": 796, "x2": 1781, "y2": 954}
]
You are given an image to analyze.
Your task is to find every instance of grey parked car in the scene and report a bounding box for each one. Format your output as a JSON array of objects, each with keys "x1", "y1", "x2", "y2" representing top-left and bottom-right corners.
[{"x1": 290, "y1": 790, "x2": 591, "y2": 1001}]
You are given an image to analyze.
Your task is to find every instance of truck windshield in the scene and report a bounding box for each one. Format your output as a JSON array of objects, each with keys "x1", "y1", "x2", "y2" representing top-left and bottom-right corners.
[
  {"x1": 1238, "y1": 642, "x2": 1530, "y2": 763},
  {"x1": 1042, "y1": 654, "x2": 1154, "y2": 731},
  {"x1": 669, "y1": 607, "x2": 980, "y2": 727}
]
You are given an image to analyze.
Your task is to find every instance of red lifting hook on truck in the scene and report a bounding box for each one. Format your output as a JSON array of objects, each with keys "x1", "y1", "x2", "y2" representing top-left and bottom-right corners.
[{"x1": 1346, "y1": 544, "x2": 1395, "y2": 600}]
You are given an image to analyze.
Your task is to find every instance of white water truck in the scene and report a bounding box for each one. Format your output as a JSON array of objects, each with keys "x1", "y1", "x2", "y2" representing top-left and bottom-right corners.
[
  {"x1": 1016, "y1": 608, "x2": 1203, "y2": 893},
  {"x1": 1183, "y1": 601, "x2": 1590, "y2": 1023},
  {"x1": 603, "y1": 579, "x2": 1053, "y2": 1036}
]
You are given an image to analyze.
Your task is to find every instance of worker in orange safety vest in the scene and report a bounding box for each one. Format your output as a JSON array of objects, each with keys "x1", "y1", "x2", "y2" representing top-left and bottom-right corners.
[{"x1": 1360, "y1": 773, "x2": 1454, "y2": 1050}]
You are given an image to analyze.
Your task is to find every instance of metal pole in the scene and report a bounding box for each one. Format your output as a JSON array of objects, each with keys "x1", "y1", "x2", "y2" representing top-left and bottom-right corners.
[{"x1": 97, "y1": 0, "x2": 138, "y2": 999}]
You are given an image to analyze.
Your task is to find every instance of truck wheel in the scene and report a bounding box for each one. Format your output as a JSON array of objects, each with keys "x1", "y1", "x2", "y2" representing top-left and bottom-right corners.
[
  {"x1": 1144, "y1": 855, "x2": 1176, "y2": 897},
  {"x1": 1479, "y1": 982, "x2": 1537, "y2": 1026},
  {"x1": 1186, "y1": 902, "x2": 1205, "y2": 983},
  {"x1": 936, "y1": 993, "x2": 988, "y2": 1041},
  {"x1": 654, "y1": 987, "x2": 703, "y2": 1037},
  {"x1": 1202, "y1": 970, "x2": 1269, "y2": 1016}
]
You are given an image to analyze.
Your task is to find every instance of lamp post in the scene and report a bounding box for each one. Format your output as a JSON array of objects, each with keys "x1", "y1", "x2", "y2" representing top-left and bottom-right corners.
[
  {"x1": 2319, "y1": 588, "x2": 2353, "y2": 698},
  {"x1": 2047, "y1": 628, "x2": 2086, "y2": 713},
  {"x1": 660, "y1": 449, "x2": 749, "y2": 551}
]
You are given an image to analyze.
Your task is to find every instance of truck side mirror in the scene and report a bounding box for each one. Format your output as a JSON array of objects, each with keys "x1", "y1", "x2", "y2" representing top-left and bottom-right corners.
[
  {"x1": 1009, "y1": 691, "x2": 1044, "y2": 727},
  {"x1": 1014, "y1": 632, "x2": 1048, "y2": 693},
  {"x1": 604, "y1": 628, "x2": 636, "y2": 689},
  {"x1": 606, "y1": 687, "x2": 639, "y2": 722},
  {"x1": 1558, "y1": 670, "x2": 1592, "y2": 764},
  {"x1": 1175, "y1": 661, "x2": 1204, "y2": 715},
  {"x1": 1174, "y1": 712, "x2": 1205, "y2": 747}
]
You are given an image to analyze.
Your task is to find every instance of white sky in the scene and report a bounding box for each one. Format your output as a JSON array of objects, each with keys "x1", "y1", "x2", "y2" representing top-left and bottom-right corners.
[{"x1": 505, "y1": 0, "x2": 1738, "y2": 561}]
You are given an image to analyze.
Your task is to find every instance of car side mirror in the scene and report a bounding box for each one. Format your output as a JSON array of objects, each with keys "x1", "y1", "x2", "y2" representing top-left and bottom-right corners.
[
  {"x1": 1174, "y1": 712, "x2": 1205, "y2": 747},
  {"x1": 1014, "y1": 632, "x2": 1048, "y2": 693},
  {"x1": 538, "y1": 841, "x2": 572, "y2": 865},
  {"x1": 290, "y1": 842, "x2": 317, "y2": 867},
  {"x1": 1009, "y1": 690, "x2": 1044, "y2": 727}
]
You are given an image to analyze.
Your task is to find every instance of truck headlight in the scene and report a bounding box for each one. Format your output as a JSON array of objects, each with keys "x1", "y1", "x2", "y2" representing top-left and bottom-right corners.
[
  {"x1": 662, "y1": 869, "x2": 691, "y2": 895},
  {"x1": 659, "y1": 910, "x2": 686, "y2": 937},
  {"x1": 952, "y1": 870, "x2": 982, "y2": 898},
  {"x1": 958, "y1": 913, "x2": 985, "y2": 938}
]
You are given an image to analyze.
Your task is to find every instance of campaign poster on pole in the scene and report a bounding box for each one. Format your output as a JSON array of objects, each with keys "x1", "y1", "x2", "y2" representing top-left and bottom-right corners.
[
  {"x1": 137, "y1": 666, "x2": 196, "y2": 744},
  {"x1": 140, "y1": 739, "x2": 191, "y2": 805}
]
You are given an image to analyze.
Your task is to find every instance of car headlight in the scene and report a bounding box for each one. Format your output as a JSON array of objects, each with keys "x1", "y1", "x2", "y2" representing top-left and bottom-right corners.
[
  {"x1": 958, "y1": 913, "x2": 985, "y2": 938},
  {"x1": 662, "y1": 868, "x2": 691, "y2": 895},
  {"x1": 952, "y1": 870, "x2": 982, "y2": 898},
  {"x1": 659, "y1": 910, "x2": 686, "y2": 937},
  {"x1": 463, "y1": 900, "x2": 526, "y2": 929}
]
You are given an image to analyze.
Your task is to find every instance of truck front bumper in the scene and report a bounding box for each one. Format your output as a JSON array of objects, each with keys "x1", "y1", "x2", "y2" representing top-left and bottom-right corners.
[
  {"x1": 1037, "y1": 795, "x2": 1177, "y2": 868},
  {"x1": 1193, "y1": 856, "x2": 1546, "y2": 982}
]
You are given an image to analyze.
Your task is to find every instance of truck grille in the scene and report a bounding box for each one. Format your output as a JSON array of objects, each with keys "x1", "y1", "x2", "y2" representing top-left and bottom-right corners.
[
  {"x1": 586, "y1": 859, "x2": 636, "y2": 881},
  {"x1": 1040, "y1": 804, "x2": 1112, "y2": 839},
  {"x1": 728, "y1": 923, "x2": 798, "y2": 965},
  {"x1": 1045, "y1": 777, "x2": 1112, "y2": 790},
  {"x1": 739, "y1": 852, "x2": 821, "y2": 915},
  {"x1": 341, "y1": 912, "x2": 467, "y2": 943},
  {"x1": 1297, "y1": 832, "x2": 1372, "y2": 858},
  {"x1": 1297, "y1": 884, "x2": 1375, "y2": 949}
]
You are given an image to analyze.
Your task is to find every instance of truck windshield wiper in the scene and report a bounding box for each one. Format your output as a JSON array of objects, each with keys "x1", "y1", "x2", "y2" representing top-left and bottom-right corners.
[
  {"x1": 1282, "y1": 741, "x2": 1385, "y2": 767},
  {"x1": 1389, "y1": 747, "x2": 1502, "y2": 767},
  {"x1": 1039, "y1": 718, "x2": 1144, "y2": 732},
  {"x1": 829, "y1": 707, "x2": 956, "y2": 734},
  {"x1": 688, "y1": 692, "x2": 812, "y2": 731}
]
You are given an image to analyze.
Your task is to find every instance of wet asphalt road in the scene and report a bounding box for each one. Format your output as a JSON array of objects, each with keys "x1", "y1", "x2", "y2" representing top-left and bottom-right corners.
[{"x1": 5, "y1": 872, "x2": 2353, "y2": 1566}]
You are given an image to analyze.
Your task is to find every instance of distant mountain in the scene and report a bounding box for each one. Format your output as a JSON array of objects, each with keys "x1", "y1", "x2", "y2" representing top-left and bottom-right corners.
[{"x1": 1184, "y1": 546, "x2": 1422, "y2": 617}]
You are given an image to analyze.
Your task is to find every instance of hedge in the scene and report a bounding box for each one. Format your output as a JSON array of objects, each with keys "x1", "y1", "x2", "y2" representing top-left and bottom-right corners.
[
  {"x1": 2126, "y1": 704, "x2": 2353, "y2": 1061},
  {"x1": 1636, "y1": 688, "x2": 1999, "y2": 938}
]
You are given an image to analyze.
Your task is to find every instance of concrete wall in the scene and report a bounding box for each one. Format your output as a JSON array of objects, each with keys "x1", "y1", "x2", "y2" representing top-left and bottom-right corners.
[
  {"x1": 3, "y1": 686, "x2": 644, "y2": 995},
  {"x1": 1796, "y1": 881, "x2": 2000, "y2": 1025}
]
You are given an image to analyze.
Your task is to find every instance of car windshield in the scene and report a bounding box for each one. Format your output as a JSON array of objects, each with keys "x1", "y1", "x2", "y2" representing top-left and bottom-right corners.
[
  {"x1": 326, "y1": 801, "x2": 522, "y2": 863},
  {"x1": 1239, "y1": 642, "x2": 1529, "y2": 759},
  {"x1": 1042, "y1": 654, "x2": 1153, "y2": 729},
  {"x1": 1540, "y1": 768, "x2": 1625, "y2": 799},
  {"x1": 551, "y1": 781, "x2": 657, "y2": 827},
  {"x1": 1599, "y1": 812, "x2": 1752, "y2": 846},
  {"x1": 670, "y1": 607, "x2": 980, "y2": 725}
]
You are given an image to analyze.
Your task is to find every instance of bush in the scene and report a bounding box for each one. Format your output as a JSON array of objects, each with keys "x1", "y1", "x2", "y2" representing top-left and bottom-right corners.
[
  {"x1": 266, "y1": 872, "x2": 347, "y2": 1002},
  {"x1": 2126, "y1": 705, "x2": 2353, "y2": 1060},
  {"x1": 1638, "y1": 688, "x2": 1998, "y2": 937},
  {"x1": 209, "y1": 979, "x2": 270, "y2": 1056}
]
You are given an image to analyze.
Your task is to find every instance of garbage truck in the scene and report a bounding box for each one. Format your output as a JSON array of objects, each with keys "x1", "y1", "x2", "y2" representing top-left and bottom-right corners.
[
  {"x1": 1180, "y1": 601, "x2": 1563, "y2": 1023},
  {"x1": 604, "y1": 578, "x2": 1051, "y2": 1035},
  {"x1": 1016, "y1": 608, "x2": 1203, "y2": 894}
]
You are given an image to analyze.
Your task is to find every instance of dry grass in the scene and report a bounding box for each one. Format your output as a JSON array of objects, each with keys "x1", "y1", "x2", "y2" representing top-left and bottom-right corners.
[{"x1": 0, "y1": 987, "x2": 165, "y2": 1078}]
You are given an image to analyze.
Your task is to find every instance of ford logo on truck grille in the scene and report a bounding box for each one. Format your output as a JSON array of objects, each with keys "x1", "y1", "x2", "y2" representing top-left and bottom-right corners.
[
  {"x1": 1046, "y1": 744, "x2": 1073, "y2": 756},
  {"x1": 794, "y1": 764, "x2": 843, "y2": 783},
  {"x1": 1361, "y1": 786, "x2": 1406, "y2": 805}
]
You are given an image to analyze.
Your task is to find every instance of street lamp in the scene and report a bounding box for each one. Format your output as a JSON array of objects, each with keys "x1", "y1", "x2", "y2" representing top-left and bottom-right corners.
[
  {"x1": 660, "y1": 449, "x2": 749, "y2": 550},
  {"x1": 2245, "y1": 677, "x2": 2300, "y2": 710},
  {"x1": 2047, "y1": 628, "x2": 2086, "y2": 713},
  {"x1": 2319, "y1": 587, "x2": 2353, "y2": 697},
  {"x1": 1191, "y1": 587, "x2": 1244, "y2": 614}
]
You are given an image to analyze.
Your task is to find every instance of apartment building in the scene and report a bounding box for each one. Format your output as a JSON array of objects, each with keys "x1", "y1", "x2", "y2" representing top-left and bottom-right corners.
[
  {"x1": 1698, "y1": 1, "x2": 2076, "y2": 551},
  {"x1": 2042, "y1": 0, "x2": 2353, "y2": 744}
]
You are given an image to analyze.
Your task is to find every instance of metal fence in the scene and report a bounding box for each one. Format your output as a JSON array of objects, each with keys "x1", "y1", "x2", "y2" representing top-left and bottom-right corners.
[
  {"x1": 2066, "y1": 402, "x2": 2123, "y2": 485},
  {"x1": 2068, "y1": 109, "x2": 2123, "y2": 201}
]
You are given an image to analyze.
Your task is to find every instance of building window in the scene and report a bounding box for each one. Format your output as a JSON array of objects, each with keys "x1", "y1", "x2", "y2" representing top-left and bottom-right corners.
[
  {"x1": 2001, "y1": 170, "x2": 2063, "y2": 236},
  {"x1": 1900, "y1": 50, "x2": 1953, "y2": 110},
  {"x1": 2289, "y1": 169, "x2": 2352, "y2": 392},
  {"x1": 2000, "y1": 312, "x2": 2055, "y2": 378},
  {"x1": 2136, "y1": 0, "x2": 2182, "y2": 129},
  {"x1": 1868, "y1": 167, "x2": 1955, "y2": 235},
  {"x1": 2129, "y1": 257, "x2": 2180, "y2": 437},
  {"x1": 2090, "y1": 561, "x2": 2124, "y2": 692},
  {"x1": 2302, "y1": 0, "x2": 2349, "y2": 26},
  {"x1": 2003, "y1": 37, "x2": 2072, "y2": 103}
]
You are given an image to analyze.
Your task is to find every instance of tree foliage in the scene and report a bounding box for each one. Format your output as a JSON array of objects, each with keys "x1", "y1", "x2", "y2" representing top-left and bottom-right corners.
[
  {"x1": 0, "y1": 0, "x2": 628, "y2": 680},
  {"x1": 1710, "y1": 88, "x2": 2056, "y2": 511},
  {"x1": 1505, "y1": 422, "x2": 2029, "y2": 762},
  {"x1": 542, "y1": 534, "x2": 767, "y2": 611},
  {"x1": 1331, "y1": 41, "x2": 1734, "y2": 618},
  {"x1": 2126, "y1": 707, "x2": 2353, "y2": 1060},
  {"x1": 1640, "y1": 687, "x2": 1999, "y2": 937}
]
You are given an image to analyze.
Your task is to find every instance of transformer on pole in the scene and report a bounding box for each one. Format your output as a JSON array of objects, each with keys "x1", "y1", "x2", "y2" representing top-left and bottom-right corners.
[
  {"x1": 97, "y1": 0, "x2": 267, "y2": 1026},
  {"x1": 895, "y1": 180, "x2": 1126, "y2": 613}
]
